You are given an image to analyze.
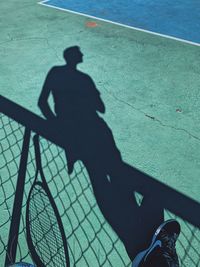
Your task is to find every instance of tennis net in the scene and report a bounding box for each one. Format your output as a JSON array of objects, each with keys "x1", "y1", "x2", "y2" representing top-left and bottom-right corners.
[
  {"x1": 0, "y1": 97, "x2": 131, "y2": 267},
  {"x1": 0, "y1": 96, "x2": 200, "y2": 267}
]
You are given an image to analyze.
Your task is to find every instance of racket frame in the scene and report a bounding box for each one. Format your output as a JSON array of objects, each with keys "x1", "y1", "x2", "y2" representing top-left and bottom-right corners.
[{"x1": 26, "y1": 135, "x2": 70, "y2": 267}]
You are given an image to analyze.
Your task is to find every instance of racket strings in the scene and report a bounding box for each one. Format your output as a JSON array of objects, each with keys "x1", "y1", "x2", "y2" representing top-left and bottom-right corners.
[
  {"x1": 28, "y1": 184, "x2": 67, "y2": 266},
  {"x1": 29, "y1": 196, "x2": 65, "y2": 266}
]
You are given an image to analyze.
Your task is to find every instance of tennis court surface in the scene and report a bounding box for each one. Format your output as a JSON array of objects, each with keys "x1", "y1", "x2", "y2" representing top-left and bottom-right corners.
[{"x1": 0, "y1": 0, "x2": 200, "y2": 266}]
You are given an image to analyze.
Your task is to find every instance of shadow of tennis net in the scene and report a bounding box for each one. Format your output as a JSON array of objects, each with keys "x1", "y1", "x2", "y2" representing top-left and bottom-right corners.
[{"x1": 0, "y1": 96, "x2": 200, "y2": 267}]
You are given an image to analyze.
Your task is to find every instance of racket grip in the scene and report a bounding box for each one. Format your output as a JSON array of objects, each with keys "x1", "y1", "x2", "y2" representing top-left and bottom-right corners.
[{"x1": 33, "y1": 134, "x2": 42, "y2": 170}]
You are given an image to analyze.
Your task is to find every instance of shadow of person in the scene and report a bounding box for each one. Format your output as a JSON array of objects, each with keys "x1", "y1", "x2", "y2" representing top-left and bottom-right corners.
[{"x1": 38, "y1": 46, "x2": 164, "y2": 260}]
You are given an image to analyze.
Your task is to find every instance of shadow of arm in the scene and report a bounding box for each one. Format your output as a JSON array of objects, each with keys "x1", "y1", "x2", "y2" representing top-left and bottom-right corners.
[{"x1": 38, "y1": 68, "x2": 56, "y2": 120}]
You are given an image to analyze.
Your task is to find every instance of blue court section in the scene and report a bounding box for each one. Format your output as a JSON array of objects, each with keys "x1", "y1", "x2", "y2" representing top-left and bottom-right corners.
[{"x1": 43, "y1": 0, "x2": 200, "y2": 44}]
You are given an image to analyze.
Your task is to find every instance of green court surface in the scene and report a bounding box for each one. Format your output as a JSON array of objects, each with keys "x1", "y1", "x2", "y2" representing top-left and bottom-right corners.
[{"x1": 0, "y1": 0, "x2": 200, "y2": 266}]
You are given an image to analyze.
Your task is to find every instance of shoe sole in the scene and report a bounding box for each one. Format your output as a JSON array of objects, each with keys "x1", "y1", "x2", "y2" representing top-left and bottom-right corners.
[{"x1": 131, "y1": 219, "x2": 180, "y2": 267}]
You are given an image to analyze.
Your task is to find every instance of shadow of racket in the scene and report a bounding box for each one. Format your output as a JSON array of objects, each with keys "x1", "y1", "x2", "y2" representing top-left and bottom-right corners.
[{"x1": 26, "y1": 134, "x2": 70, "y2": 267}]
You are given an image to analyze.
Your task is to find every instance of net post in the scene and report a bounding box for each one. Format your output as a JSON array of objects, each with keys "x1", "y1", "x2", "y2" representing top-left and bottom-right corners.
[{"x1": 4, "y1": 128, "x2": 31, "y2": 266}]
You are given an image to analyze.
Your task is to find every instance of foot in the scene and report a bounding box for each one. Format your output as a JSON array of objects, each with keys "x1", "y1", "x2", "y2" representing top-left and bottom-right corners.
[
  {"x1": 7, "y1": 262, "x2": 35, "y2": 267},
  {"x1": 132, "y1": 219, "x2": 181, "y2": 267}
]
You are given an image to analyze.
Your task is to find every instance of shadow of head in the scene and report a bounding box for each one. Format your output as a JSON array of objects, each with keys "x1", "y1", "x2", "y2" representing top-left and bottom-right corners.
[{"x1": 63, "y1": 46, "x2": 83, "y2": 65}]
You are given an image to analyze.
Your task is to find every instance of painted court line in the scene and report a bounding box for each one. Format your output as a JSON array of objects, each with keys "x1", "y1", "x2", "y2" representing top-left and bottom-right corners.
[{"x1": 39, "y1": 0, "x2": 200, "y2": 47}]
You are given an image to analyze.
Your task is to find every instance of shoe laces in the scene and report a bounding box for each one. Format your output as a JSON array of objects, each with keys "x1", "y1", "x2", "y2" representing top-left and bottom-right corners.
[{"x1": 159, "y1": 229, "x2": 179, "y2": 265}]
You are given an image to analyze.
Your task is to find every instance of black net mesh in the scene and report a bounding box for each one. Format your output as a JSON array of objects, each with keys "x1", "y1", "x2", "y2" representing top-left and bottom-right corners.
[
  {"x1": 0, "y1": 112, "x2": 200, "y2": 267},
  {"x1": 0, "y1": 114, "x2": 25, "y2": 263},
  {"x1": 0, "y1": 113, "x2": 130, "y2": 267}
]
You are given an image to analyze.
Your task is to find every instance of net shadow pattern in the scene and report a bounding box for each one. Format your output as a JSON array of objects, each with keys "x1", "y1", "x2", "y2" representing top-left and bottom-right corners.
[
  {"x1": 0, "y1": 113, "x2": 25, "y2": 264},
  {"x1": 0, "y1": 112, "x2": 200, "y2": 266},
  {"x1": 37, "y1": 138, "x2": 131, "y2": 267},
  {"x1": 0, "y1": 113, "x2": 130, "y2": 267}
]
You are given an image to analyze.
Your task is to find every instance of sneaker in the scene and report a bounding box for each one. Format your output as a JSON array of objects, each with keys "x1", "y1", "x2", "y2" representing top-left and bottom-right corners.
[
  {"x1": 132, "y1": 219, "x2": 180, "y2": 267},
  {"x1": 7, "y1": 262, "x2": 35, "y2": 267}
]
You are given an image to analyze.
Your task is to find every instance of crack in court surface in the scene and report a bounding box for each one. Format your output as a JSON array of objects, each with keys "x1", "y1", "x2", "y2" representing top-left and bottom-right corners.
[{"x1": 103, "y1": 88, "x2": 200, "y2": 142}]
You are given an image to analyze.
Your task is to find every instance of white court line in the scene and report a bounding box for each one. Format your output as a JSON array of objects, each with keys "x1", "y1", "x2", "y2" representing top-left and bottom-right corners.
[{"x1": 39, "y1": 0, "x2": 200, "y2": 47}]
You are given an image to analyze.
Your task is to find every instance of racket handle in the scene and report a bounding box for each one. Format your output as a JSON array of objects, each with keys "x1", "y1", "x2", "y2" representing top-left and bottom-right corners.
[{"x1": 33, "y1": 134, "x2": 42, "y2": 170}]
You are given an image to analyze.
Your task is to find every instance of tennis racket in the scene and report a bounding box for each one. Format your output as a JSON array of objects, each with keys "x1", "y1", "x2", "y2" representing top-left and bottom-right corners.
[{"x1": 26, "y1": 134, "x2": 70, "y2": 267}]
